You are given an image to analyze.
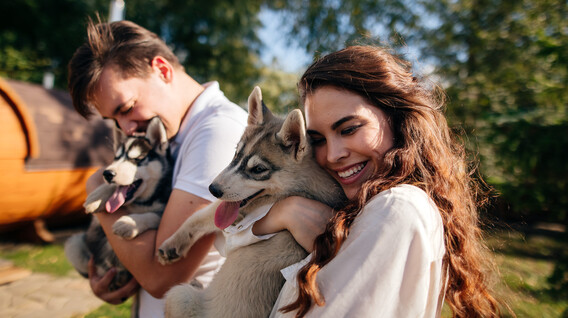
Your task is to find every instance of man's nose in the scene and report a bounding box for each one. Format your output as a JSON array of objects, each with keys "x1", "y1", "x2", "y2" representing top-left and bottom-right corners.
[{"x1": 116, "y1": 119, "x2": 137, "y2": 136}]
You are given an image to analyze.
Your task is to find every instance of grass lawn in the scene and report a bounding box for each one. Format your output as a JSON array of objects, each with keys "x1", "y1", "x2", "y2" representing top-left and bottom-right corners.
[
  {"x1": 0, "y1": 226, "x2": 566, "y2": 317},
  {"x1": 487, "y1": 229, "x2": 568, "y2": 317}
]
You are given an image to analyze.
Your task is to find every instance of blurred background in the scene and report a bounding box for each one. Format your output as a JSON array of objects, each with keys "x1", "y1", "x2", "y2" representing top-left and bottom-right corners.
[{"x1": 0, "y1": 0, "x2": 566, "y2": 317}]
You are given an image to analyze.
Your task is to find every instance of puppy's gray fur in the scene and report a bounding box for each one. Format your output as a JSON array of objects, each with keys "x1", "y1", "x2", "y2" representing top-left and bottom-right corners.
[
  {"x1": 158, "y1": 87, "x2": 345, "y2": 318},
  {"x1": 65, "y1": 117, "x2": 172, "y2": 291}
]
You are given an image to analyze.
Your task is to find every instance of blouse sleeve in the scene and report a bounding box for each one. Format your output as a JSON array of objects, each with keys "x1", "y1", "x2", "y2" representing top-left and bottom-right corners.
[{"x1": 272, "y1": 185, "x2": 446, "y2": 318}]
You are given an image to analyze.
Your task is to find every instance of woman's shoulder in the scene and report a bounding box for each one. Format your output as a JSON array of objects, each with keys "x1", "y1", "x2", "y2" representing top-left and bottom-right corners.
[
  {"x1": 361, "y1": 184, "x2": 442, "y2": 232},
  {"x1": 366, "y1": 184, "x2": 431, "y2": 208}
]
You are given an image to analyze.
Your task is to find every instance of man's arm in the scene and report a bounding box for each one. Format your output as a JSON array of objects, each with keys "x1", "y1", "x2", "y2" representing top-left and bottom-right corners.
[{"x1": 95, "y1": 188, "x2": 215, "y2": 299}]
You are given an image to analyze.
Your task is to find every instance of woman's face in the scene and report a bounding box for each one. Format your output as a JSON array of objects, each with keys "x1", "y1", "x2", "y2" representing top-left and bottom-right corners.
[{"x1": 304, "y1": 86, "x2": 394, "y2": 200}]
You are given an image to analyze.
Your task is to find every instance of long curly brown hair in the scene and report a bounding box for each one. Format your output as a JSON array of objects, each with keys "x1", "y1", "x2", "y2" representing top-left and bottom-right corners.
[{"x1": 279, "y1": 46, "x2": 500, "y2": 317}]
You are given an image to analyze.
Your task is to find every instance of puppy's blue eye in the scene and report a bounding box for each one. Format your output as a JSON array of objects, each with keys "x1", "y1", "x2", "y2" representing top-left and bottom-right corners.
[{"x1": 251, "y1": 165, "x2": 268, "y2": 174}]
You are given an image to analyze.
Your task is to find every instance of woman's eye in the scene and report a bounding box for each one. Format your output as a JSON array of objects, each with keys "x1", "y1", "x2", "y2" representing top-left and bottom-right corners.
[
  {"x1": 308, "y1": 134, "x2": 325, "y2": 146},
  {"x1": 341, "y1": 125, "x2": 361, "y2": 135},
  {"x1": 309, "y1": 137, "x2": 325, "y2": 146}
]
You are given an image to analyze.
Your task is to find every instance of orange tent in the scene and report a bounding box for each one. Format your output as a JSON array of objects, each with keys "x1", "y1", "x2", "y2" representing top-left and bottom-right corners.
[{"x1": 0, "y1": 78, "x2": 112, "y2": 240}]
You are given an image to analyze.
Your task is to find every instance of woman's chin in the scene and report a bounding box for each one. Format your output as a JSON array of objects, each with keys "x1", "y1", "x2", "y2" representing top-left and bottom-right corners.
[{"x1": 342, "y1": 187, "x2": 359, "y2": 200}]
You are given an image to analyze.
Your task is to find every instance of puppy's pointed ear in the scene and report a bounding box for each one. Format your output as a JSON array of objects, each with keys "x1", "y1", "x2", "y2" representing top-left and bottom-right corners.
[
  {"x1": 112, "y1": 124, "x2": 126, "y2": 153},
  {"x1": 146, "y1": 117, "x2": 168, "y2": 154},
  {"x1": 247, "y1": 86, "x2": 273, "y2": 125},
  {"x1": 277, "y1": 109, "x2": 308, "y2": 161}
]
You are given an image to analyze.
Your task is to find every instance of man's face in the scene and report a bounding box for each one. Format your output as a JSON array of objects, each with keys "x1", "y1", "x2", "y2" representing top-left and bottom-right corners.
[{"x1": 94, "y1": 64, "x2": 181, "y2": 138}]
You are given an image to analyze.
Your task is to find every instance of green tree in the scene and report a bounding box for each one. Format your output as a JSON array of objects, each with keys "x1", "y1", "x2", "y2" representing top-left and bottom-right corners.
[
  {"x1": 0, "y1": 0, "x2": 266, "y2": 104},
  {"x1": 418, "y1": 0, "x2": 568, "y2": 225},
  {"x1": 268, "y1": 0, "x2": 568, "y2": 226},
  {"x1": 267, "y1": 0, "x2": 420, "y2": 56},
  {"x1": 255, "y1": 64, "x2": 301, "y2": 115},
  {"x1": 0, "y1": 0, "x2": 109, "y2": 86},
  {"x1": 124, "y1": 0, "x2": 265, "y2": 103}
]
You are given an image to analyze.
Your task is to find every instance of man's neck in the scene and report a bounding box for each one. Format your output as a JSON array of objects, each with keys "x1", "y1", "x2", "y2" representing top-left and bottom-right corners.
[{"x1": 177, "y1": 71, "x2": 205, "y2": 122}]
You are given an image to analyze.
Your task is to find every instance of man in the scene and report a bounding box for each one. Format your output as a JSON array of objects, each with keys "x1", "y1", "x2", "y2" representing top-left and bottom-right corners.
[{"x1": 68, "y1": 19, "x2": 247, "y2": 317}]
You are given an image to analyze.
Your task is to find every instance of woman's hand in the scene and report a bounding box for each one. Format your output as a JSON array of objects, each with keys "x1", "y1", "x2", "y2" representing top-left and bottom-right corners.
[
  {"x1": 253, "y1": 196, "x2": 333, "y2": 252},
  {"x1": 88, "y1": 258, "x2": 139, "y2": 305}
]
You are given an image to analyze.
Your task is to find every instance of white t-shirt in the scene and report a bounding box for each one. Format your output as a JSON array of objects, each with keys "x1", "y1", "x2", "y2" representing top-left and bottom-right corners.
[
  {"x1": 270, "y1": 184, "x2": 446, "y2": 318},
  {"x1": 138, "y1": 81, "x2": 248, "y2": 318}
]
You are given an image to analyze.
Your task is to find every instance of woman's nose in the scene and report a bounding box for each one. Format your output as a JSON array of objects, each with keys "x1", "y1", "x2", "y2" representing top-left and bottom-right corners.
[{"x1": 326, "y1": 138, "x2": 348, "y2": 163}]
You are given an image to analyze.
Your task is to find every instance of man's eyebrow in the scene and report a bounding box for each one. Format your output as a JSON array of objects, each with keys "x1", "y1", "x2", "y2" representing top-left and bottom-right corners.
[
  {"x1": 331, "y1": 116, "x2": 357, "y2": 130},
  {"x1": 112, "y1": 102, "x2": 128, "y2": 116}
]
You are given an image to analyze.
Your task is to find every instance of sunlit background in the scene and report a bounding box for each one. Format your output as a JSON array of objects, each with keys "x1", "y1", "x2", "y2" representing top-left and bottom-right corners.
[{"x1": 0, "y1": 0, "x2": 566, "y2": 317}]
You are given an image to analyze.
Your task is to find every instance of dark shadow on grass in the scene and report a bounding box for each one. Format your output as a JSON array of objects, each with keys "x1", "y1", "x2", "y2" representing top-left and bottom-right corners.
[{"x1": 487, "y1": 225, "x2": 568, "y2": 303}]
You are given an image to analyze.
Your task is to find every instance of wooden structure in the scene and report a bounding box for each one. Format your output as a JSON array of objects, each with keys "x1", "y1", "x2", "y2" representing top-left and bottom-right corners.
[{"x1": 0, "y1": 78, "x2": 112, "y2": 240}]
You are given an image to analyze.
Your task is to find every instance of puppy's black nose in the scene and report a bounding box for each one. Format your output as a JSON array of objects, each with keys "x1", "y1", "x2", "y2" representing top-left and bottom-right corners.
[
  {"x1": 103, "y1": 170, "x2": 116, "y2": 183},
  {"x1": 209, "y1": 184, "x2": 223, "y2": 198}
]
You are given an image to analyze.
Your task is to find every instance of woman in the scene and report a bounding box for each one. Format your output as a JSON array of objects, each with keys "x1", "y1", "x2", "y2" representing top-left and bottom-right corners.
[{"x1": 256, "y1": 46, "x2": 500, "y2": 317}]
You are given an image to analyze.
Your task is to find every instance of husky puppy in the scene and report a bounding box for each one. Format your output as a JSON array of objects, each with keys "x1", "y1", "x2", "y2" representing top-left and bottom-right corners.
[
  {"x1": 157, "y1": 87, "x2": 346, "y2": 318},
  {"x1": 64, "y1": 116, "x2": 172, "y2": 291}
]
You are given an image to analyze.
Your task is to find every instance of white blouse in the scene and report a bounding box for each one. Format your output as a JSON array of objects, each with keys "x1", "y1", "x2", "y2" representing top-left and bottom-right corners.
[{"x1": 270, "y1": 184, "x2": 446, "y2": 318}]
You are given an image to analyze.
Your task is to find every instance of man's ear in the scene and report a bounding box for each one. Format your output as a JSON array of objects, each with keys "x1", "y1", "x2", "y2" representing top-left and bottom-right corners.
[{"x1": 151, "y1": 56, "x2": 173, "y2": 82}]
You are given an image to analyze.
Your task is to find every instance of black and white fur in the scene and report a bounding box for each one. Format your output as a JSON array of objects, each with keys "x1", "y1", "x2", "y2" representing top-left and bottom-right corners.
[
  {"x1": 157, "y1": 87, "x2": 346, "y2": 318},
  {"x1": 64, "y1": 116, "x2": 173, "y2": 291}
]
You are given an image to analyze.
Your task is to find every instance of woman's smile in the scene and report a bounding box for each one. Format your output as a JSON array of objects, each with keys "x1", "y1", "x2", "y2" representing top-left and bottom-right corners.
[
  {"x1": 305, "y1": 85, "x2": 394, "y2": 200},
  {"x1": 335, "y1": 162, "x2": 367, "y2": 181}
]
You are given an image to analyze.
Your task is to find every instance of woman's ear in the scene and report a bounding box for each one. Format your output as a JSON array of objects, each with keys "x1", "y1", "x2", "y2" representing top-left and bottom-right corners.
[{"x1": 151, "y1": 56, "x2": 173, "y2": 82}]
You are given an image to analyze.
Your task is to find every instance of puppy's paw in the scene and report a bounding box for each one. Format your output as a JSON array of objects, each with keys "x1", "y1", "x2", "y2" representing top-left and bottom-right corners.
[
  {"x1": 83, "y1": 199, "x2": 104, "y2": 214},
  {"x1": 112, "y1": 216, "x2": 139, "y2": 240},
  {"x1": 84, "y1": 184, "x2": 118, "y2": 214},
  {"x1": 157, "y1": 232, "x2": 195, "y2": 265}
]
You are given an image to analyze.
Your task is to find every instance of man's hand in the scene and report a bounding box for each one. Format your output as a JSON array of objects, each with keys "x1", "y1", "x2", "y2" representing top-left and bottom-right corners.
[{"x1": 88, "y1": 258, "x2": 139, "y2": 305}]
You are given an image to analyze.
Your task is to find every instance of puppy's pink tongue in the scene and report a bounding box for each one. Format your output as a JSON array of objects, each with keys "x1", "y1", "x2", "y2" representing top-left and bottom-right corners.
[
  {"x1": 105, "y1": 186, "x2": 128, "y2": 213},
  {"x1": 214, "y1": 201, "x2": 241, "y2": 229}
]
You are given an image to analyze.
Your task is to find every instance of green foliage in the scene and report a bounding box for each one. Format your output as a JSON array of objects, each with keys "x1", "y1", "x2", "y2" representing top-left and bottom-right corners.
[
  {"x1": 487, "y1": 230, "x2": 568, "y2": 317},
  {"x1": 482, "y1": 119, "x2": 568, "y2": 223},
  {"x1": 0, "y1": 243, "x2": 74, "y2": 277},
  {"x1": 84, "y1": 299, "x2": 133, "y2": 318},
  {"x1": 0, "y1": 0, "x2": 110, "y2": 88},
  {"x1": 256, "y1": 65, "x2": 301, "y2": 114},
  {"x1": 0, "y1": 0, "x2": 265, "y2": 104},
  {"x1": 124, "y1": 0, "x2": 265, "y2": 104},
  {"x1": 267, "y1": 0, "x2": 419, "y2": 55},
  {"x1": 420, "y1": 0, "x2": 568, "y2": 224}
]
